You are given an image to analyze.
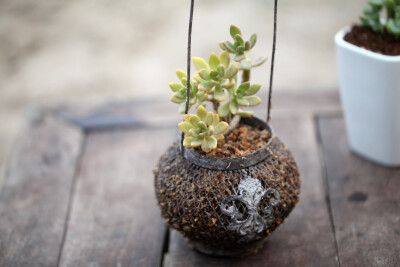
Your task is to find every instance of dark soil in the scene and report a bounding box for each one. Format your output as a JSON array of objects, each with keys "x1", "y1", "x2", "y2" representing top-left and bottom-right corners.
[
  {"x1": 195, "y1": 124, "x2": 271, "y2": 158},
  {"x1": 344, "y1": 25, "x2": 400, "y2": 56}
]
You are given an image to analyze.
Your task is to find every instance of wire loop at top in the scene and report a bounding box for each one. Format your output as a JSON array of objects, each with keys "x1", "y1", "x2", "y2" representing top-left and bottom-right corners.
[{"x1": 180, "y1": 0, "x2": 278, "y2": 149}]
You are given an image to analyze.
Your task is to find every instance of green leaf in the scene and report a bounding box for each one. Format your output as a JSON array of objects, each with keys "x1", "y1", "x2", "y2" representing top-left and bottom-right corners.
[
  {"x1": 243, "y1": 96, "x2": 262, "y2": 106},
  {"x1": 216, "y1": 64, "x2": 225, "y2": 77},
  {"x1": 237, "y1": 97, "x2": 249, "y2": 106},
  {"x1": 189, "y1": 115, "x2": 200, "y2": 126},
  {"x1": 225, "y1": 64, "x2": 239, "y2": 79},
  {"x1": 229, "y1": 98, "x2": 239, "y2": 114},
  {"x1": 169, "y1": 82, "x2": 183, "y2": 92},
  {"x1": 219, "y1": 51, "x2": 230, "y2": 68},
  {"x1": 196, "y1": 91, "x2": 207, "y2": 101},
  {"x1": 234, "y1": 34, "x2": 244, "y2": 46},
  {"x1": 220, "y1": 79, "x2": 229, "y2": 88},
  {"x1": 212, "y1": 114, "x2": 220, "y2": 125},
  {"x1": 183, "y1": 136, "x2": 195, "y2": 147},
  {"x1": 181, "y1": 77, "x2": 187, "y2": 87},
  {"x1": 214, "y1": 86, "x2": 226, "y2": 102},
  {"x1": 236, "y1": 109, "x2": 254, "y2": 117},
  {"x1": 201, "y1": 136, "x2": 217, "y2": 152},
  {"x1": 214, "y1": 134, "x2": 224, "y2": 140},
  {"x1": 179, "y1": 103, "x2": 186, "y2": 114},
  {"x1": 219, "y1": 42, "x2": 227, "y2": 51},
  {"x1": 218, "y1": 101, "x2": 230, "y2": 117},
  {"x1": 230, "y1": 25, "x2": 242, "y2": 38},
  {"x1": 209, "y1": 70, "x2": 219, "y2": 80},
  {"x1": 240, "y1": 58, "x2": 252, "y2": 70},
  {"x1": 249, "y1": 33, "x2": 257, "y2": 49},
  {"x1": 387, "y1": 18, "x2": 400, "y2": 37},
  {"x1": 237, "y1": 82, "x2": 250, "y2": 93},
  {"x1": 193, "y1": 73, "x2": 204, "y2": 83},
  {"x1": 234, "y1": 53, "x2": 246, "y2": 62},
  {"x1": 176, "y1": 69, "x2": 187, "y2": 80},
  {"x1": 193, "y1": 57, "x2": 210, "y2": 70},
  {"x1": 247, "y1": 84, "x2": 262, "y2": 95},
  {"x1": 252, "y1": 56, "x2": 268, "y2": 67},
  {"x1": 196, "y1": 105, "x2": 207, "y2": 121},
  {"x1": 245, "y1": 41, "x2": 250, "y2": 50},
  {"x1": 199, "y1": 69, "x2": 210, "y2": 80},
  {"x1": 179, "y1": 121, "x2": 193, "y2": 133},
  {"x1": 209, "y1": 53, "x2": 220, "y2": 69},
  {"x1": 198, "y1": 81, "x2": 214, "y2": 91},
  {"x1": 236, "y1": 46, "x2": 245, "y2": 52},
  {"x1": 224, "y1": 41, "x2": 237, "y2": 53},
  {"x1": 191, "y1": 138, "x2": 203, "y2": 147},
  {"x1": 170, "y1": 94, "x2": 184, "y2": 104},
  {"x1": 205, "y1": 112, "x2": 213, "y2": 125},
  {"x1": 214, "y1": 122, "x2": 229, "y2": 135}
]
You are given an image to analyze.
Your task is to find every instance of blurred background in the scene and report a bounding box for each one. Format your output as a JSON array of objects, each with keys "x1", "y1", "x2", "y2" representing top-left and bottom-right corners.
[{"x1": 0, "y1": 0, "x2": 366, "y2": 186}]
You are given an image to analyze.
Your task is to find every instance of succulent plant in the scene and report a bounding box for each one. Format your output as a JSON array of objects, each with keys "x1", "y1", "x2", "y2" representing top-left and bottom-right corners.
[
  {"x1": 360, "y1": 0, "x2": 400, "y2": 38},
  {"x1": 218, "y1": 82, "x2": 262, "y2": 118},
  {"x1": 192, "y1": 52, "x2": 239, "y2": 103},
  {"x1": 169, "y1": 70, "x2": 208, "y2": 113},
  {"x1": 219, "y1": 25, "x2": 268, "y2": 74},
  {"x1": 179, "y1": 106, "x2": 229, "y2": 152},
  {"x1": 171, "y1": 25, "x2": 267, "y2": 152}
]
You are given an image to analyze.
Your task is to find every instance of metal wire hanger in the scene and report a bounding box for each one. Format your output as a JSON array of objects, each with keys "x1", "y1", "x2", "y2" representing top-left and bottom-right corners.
[{"x1": 181, "y1": 0, "x2": 278, "y2": 150}]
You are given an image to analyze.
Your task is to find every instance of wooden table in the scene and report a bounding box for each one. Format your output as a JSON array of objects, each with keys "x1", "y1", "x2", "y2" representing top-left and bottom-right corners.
[{"x1": 1, "y1": 90, "x2": 399, "y2": 267}]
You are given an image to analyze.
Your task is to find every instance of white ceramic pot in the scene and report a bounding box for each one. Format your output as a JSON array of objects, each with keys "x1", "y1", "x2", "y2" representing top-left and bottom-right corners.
[{"x1": 335, "y1": 26, "x2": 400, "y2": 167}]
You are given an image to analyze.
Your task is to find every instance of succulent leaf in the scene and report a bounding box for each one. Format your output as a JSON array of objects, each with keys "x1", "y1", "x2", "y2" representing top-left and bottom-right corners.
[
  {"x1": 243, "y1": 96, "x2": 262, "y2": 106},
  {"x1": 218, "y1": 101, "x2": 230, "y2": 117},
  {"x1": 247, "y1": 84, "x2": 262, "y2": 95},
  {"x1": 229, "y1": 98, "x2": 239, "y2": 114},
  {"x1": 202, "y1": 136, "x2": 217, "y2": 152},
  {"x1": 219, "y1": 51, "x2": 230, "y2": 68},
  {"x1": 193, "y1": 57, "x2": 210, "y2": 70},
  {"x1": 176, "y1": 69, "x2": 187, "y2": 80},
  {"x1": 252, "y1": 56, "x2": 268, "y2": 67},
  {"x1": 179, "y1": 121, "x2": 193, "y2": 133},
  {"x1": 214, "y1": 86, "x2": 226, "y2": 102},
  {"x1": 225, "y1": 64, "x2": 239, "y2": 79},
  {"x1": 209, "y1": 53, "x2": 220, "y2": 69},
  {"x1": 198, "y1": 81, "x2": 214, "y2": 91},
  {"x1": 361, "y1": 0, "x2": 400, "y2": 38},
  {"x1": 249, "y1": 33, "x2": 257, "y2": 49},
  {"x1": 196, "y1": 105, "x2": 208, "y2": 121},
  {"x1": 169, "y1": 82, "x2": 183, "y2": 92},
  {"x1": 180, "y1": 106, "x2": 228, "y2": 152},
  {"x1": 199, "y1": 69, "x2": 210, "y2": 80},
  {"x1": 230, "y1": 25, "x2": 242, "y2": 38}
]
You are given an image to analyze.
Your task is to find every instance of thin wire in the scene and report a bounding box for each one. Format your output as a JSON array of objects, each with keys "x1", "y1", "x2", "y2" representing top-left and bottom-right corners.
[
  {"x1": 181, "y1": 0, "x2": 195, "y2": 152},
  {"x1": 267, "y1": 0, "x2": 278, "y2": 123}
]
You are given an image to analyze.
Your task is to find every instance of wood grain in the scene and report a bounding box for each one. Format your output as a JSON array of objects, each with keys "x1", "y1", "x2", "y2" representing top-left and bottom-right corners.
[
  {"x1": 166, "y1": 115, "x2": 338, "y2": 267},
  {"x1": 318, "y1": 116, "x2": 400, "y2": 267},
  {"x1": 58, "y1": 127, "x2": 176, "y2": 267},
  {"x1": 0, "y1": 110, "x2": 84, "y2": 267},
  {"x1": 56, "y1": 90, "x2": 341, "y2": 131}
]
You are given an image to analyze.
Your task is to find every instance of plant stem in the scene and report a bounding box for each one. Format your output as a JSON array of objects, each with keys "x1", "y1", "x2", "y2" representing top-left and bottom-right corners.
[
  {"x1": 211, "y1": 98, "x2": 220, "y2": 113},
  {"x1": 242, "y1": 69, "x2": 250, "y2": 83}
]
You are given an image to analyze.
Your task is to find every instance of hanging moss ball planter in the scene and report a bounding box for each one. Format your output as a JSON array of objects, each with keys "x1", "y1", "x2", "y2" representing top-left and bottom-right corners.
[
  {"x1": 153, "y1": 0, "x2": 300, "y2": 257},
  {"x1": 154, "y1": 117, "x2": 301, "y2": 256}
]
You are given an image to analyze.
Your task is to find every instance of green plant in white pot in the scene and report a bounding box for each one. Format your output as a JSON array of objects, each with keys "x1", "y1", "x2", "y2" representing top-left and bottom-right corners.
[{"x1": 335, "y1": 0, "x2": 400, "y2": 166}]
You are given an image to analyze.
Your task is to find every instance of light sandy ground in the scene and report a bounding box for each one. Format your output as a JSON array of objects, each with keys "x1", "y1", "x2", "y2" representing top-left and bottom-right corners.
[{"x1": 0, "y1": 0, "x2": 366, "y2": 186}]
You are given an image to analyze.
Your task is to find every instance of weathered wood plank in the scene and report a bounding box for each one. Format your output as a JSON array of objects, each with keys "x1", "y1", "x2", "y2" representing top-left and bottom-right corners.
[
  {"x1": 318, "y1": 116, "x2": 400, "y2": 267},
  {"x1": 58, "y1": 127, "x2": 176, "y2": 267},
  {"x1": 166, "y1": 115, "x2": 338, "y2": 267},
  {"x1": 55, "y1": 90, "x2": 341, "y2": 131},
  {"x1": 0, "y1": 110, "x2": 84, "y2": 267}
]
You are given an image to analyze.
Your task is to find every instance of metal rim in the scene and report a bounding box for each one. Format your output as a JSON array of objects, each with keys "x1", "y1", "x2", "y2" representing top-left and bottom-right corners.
[{"x1": 183, "y1": 116, "x2": 274, "y2": 171}]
